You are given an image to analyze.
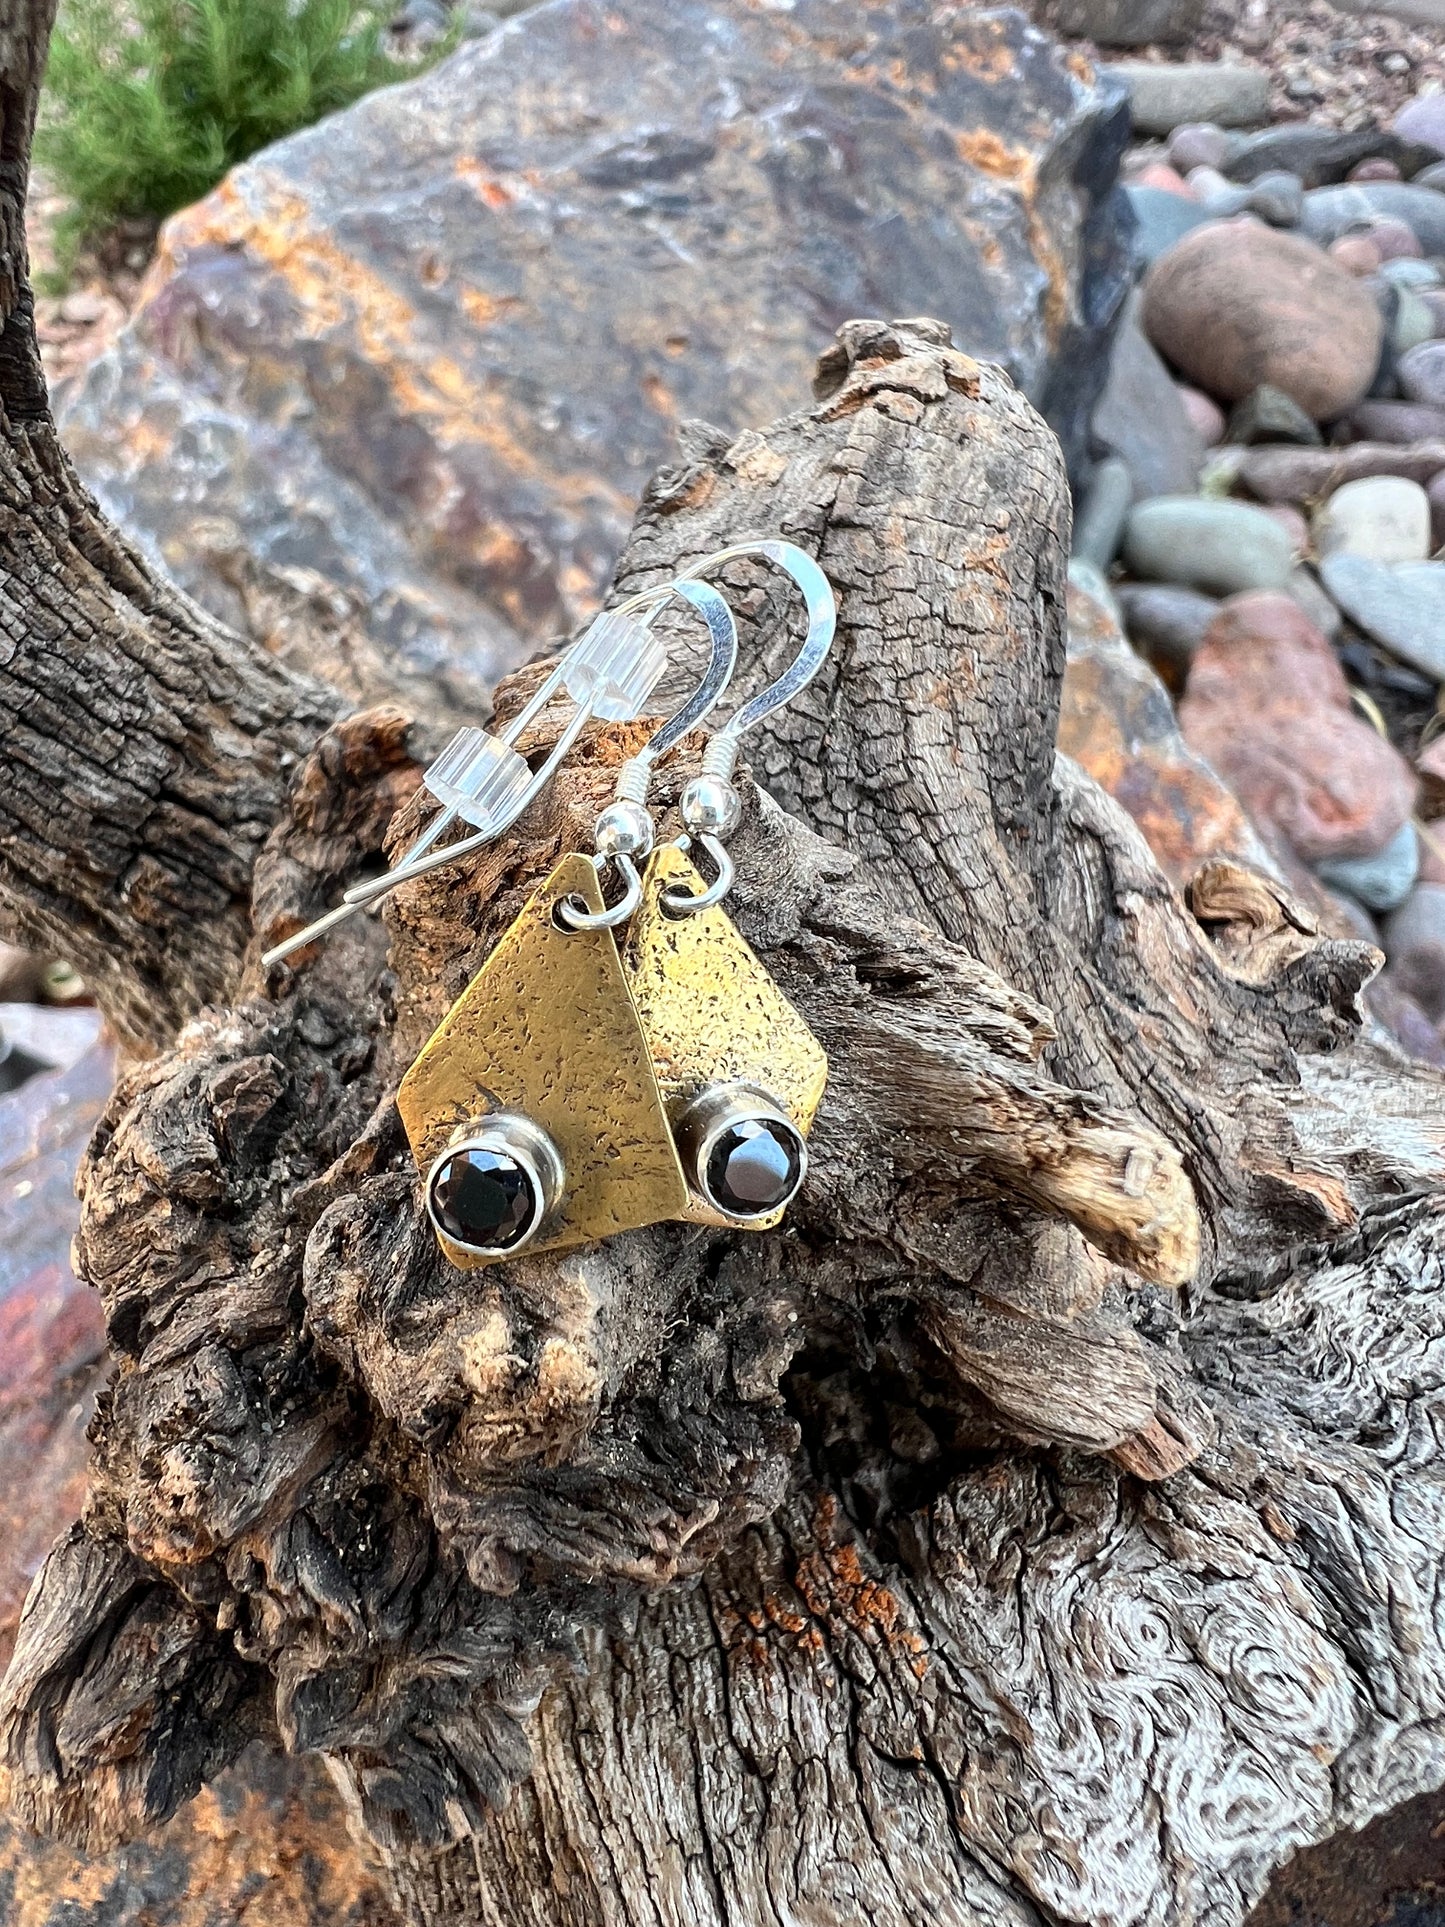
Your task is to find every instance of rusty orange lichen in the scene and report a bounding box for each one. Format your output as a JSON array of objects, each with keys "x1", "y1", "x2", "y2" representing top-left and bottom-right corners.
[
  {"x1": 455, "y1": 154, "x2": 515, "y2": 208},
  {"x1": 163, "y1": 172, "x2": 552, "y2": 493},
  {"x1": 787, "y1": 1499, "x2": 932, "y2": 1678},
  {"x1": 954, "y1": 129, "x2": 1030, "y2": 182},
  {"x1": 641, "y1": 371, "x2": 676, "y2": 417},
  {"x1": 459, "y1": 288, "x2": 522, "y2": 327}
]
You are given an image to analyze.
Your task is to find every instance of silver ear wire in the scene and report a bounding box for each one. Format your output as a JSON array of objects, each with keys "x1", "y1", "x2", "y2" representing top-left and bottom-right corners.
[
  {"x1": 555, "y1": 577, "x2": 739, "y2": 932},
  {"x1": 261, "y1": 579, "x2": 693, "y2": 969},
  {"x1": 661, "y1": 540, "x2": 836, "y2": 916}
]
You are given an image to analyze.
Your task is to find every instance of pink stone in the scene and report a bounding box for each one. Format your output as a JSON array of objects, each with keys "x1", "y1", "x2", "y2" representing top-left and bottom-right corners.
[
  {"x1": 1348, "y1": 157, "x2": 1402, "y2": 182},
  {"x1": 1262, "y1": 504, "x2": 1308, "y2": 558},
  {"x1": 1143, "y1": 224, "x2": 1383, "y2": 420},
  {"x1": 1179, "y1": 591, "x2": 1419, "y2": 865},
  {"x1": 1237, "y1": 441, "x2": 1445, "y2": 505},
  {"x1": 1133, "y1": 162, "x2": 1198, "y2": 199},
  {"x1": 1365, "y1": 217, "x2": 1423, "y2": 262},
  {"x1": 1329, "y1": 233, "x2": 1384, "y2": 276},
  {"x1": 1346, "y1": 399, "x2": 1445, "y2": 445},
  {"x1": 1177, "y1": 383, "x2": 1225, "y2": 444}
]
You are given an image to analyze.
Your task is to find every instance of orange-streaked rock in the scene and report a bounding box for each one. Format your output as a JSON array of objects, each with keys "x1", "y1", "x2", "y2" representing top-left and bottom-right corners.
[{"x1": 1060, "y1": 576, "x2": 1279, "y2": 889}]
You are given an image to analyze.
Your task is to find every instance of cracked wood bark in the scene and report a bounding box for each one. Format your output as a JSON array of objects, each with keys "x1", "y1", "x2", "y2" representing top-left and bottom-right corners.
[{"x1": 3, "y1": 8, "x2": 1445, "y2": 1927}]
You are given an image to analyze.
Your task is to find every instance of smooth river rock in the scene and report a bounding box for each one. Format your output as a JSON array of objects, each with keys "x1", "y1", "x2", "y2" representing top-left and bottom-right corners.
[
  {"x1": 1072, "y1": 456, "x2": 1135, "y2": 569},
  {"x1": 1237, "y1": 440, "x2": 1445, "y2": 504},
  {"x1": 1393, "y1": 94, "x2": 1445, "y2": 160},
  {"x1": 1141, "y1": 223, "x2": 1383, "y2": 419},
  {"x1": 1244, "y1": 170, "x2": 1305, "y2": 228},
  {"x1": 1319, "y1": 553, "x2": 1445, "y2": 682},
  {"x1": 1122, "y1": 495, "x2": 1295, "y2": 595},
  {"x1": 1317, "y1": 821, "x2": 1420, "y2": 914},
  {"x1": 1168, "y1": 123, "x2": 1239, "y2": 174},
  {"x1": 56, "y1": 1, "x2": 1136, "y2": 680},
  {"x1": 1379, "y1": 258, "x2": 1442, "y2": 291},
  {"x1": 1115, "y1": 582, "x2": 1221, "y2": 681},
  {"x1": 1123, "y1": 184, "x2": 1215, "y2": 266},
  {"x1": 1428, "y1": 470, "x2": 1445, "y2": 551},
  {"x1": 1093, "y1": 293, "x2": 1207, "y2": 500},
  {"x1": 1048, "y1": 0, "x2": 1206, "y2": 45},
  {"x1": 1399, "y1": 341, "x2": 1445, "y2": 407},
  {"x1": 1106, "y1": 62, "x2": 1271, "y2": 135},
  {"x1": 1179, "y1": 591, "x2": 1419, "y2": 865},
  {"x1": 1225, "y1": 384, "x2": 1322, "y2": 447},
  {"x1": 1060, "y1": 572, "x2": 1281, "y2": 888},
  {"x1": 1346, "y1": 400, "x2": 1445, "y2": 444},
  {"x1": 1313, "y1": 476, "x2": 1433, "y2": 564},
  {"x1": 1222, "y1": 124, "x2": 1438, "y2": 186},
  {"x1": 1301, "y1": 182, "x2": 1445, "y2": 257}
]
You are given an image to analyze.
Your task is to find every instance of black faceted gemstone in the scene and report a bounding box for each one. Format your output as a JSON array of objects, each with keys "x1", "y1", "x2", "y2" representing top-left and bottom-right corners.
[
  {"x1": 705, "y1": 1117, "x2": 803, "y2": 1217},
  {"x1": 429, "y1": 1145, "x2": 537, "y2": 1251}
]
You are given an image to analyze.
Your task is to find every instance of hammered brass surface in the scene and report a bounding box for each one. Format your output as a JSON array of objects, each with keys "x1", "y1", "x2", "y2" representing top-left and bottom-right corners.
[
  {"x1": 622, "y1": 846, "x2": 828, "y2": 1228},
  {"x1": 397, "y1": 854, "x2": 689, "y2": 1268}
]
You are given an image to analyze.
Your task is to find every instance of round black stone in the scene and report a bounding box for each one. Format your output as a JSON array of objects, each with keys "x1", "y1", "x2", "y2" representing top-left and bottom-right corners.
[
  {"x1": 704, "y1": 1117, "x2": 803, "y2": 1217},
  {"x1": 429, "y1": 1145, "x2": 537, "y2": 1251}
]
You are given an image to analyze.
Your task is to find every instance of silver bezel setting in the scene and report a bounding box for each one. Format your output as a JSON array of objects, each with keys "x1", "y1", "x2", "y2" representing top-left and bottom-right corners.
[
  {"x1": 674, "y1": 1082, "x2": 808, "y2": 1222},
  {"x1": 424, "y1": 1111, "x2": 565, "y2": 1258}
]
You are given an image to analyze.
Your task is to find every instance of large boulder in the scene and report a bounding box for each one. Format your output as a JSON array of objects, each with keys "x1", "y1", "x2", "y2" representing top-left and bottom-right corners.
[{"x1": 57, "y1": 0, "x2": 1131, "y2": 686}]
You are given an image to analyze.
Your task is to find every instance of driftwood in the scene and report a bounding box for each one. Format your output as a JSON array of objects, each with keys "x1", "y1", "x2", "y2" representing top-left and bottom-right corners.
[{"x1": 4, "y1": 5, "x2": 1445, "y2": 1923}]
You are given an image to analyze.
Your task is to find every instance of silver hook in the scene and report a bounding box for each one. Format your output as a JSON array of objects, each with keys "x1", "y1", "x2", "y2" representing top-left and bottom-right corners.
[
  {"x1": 660, "y1": 540, "x2": 835, "y2": 916},
  {"x1": 555, "y1": 578, "x2": 739, "y2": 933},
  {"x1": 261, "y1": 575, "x2": 706, "y2": 968}
]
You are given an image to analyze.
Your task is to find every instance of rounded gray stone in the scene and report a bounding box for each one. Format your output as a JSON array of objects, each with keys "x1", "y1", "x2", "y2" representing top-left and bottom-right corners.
[
  {"x1": 1317, "y1": 821, "x2": 1420, "y2": 913},
  {"x1": 1225, "y1": 384, "x2": 1323, "y2": 447},
  {"x1": 1124, "y1": 184, "x2": 1216, "y2": 266},
  {"x1": 1115, "y1": 583, "x2": 1221, "y2": 670},
  {"x1": 1121, "y1": 495, "x2": 1295, "y2": 595},
  {"x1": 1073, "y1": 456, "x2": 1135, "y2": 569},
  {"x1": 1168, "y1": 122, "x2": 1236, "y2": 173},
  {"x1": 1319, "y1": 553, "x2": 1445, "y2": 681},
  {"x1": 1379, "y1": 256, "x2": 1443, "y2": 290},
  {"x1": 1390, "y1": 287, "x2": 1437, "y2": 358},
  {"x1": 1245, "y1": 170, "x2": 1304, "y2": 227},
  {"x1": 1106, "y1": 62, "x2": 1271, "y2": 136},
  {"x1": 1399, "y1": 340, "x2": 1445, "y2": 406},
  {"x1": 1394, "y1": 95, "x2": 1445, "y2": 160},
  {"x1": 1286, "y1": 566, "x2": 1343, "y2": 640},
  {"x1": 1302, "y1": 182, "x2": 1445, "y2": 255}
]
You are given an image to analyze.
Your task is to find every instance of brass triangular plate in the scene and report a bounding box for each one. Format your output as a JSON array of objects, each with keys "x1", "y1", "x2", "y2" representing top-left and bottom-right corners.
[
  {"x1": 621, "y1": 845, "x2": 828, "y2": 1228},
  {"x1": 397, "y1": 854, "x2": 689, "y2": 1268}
]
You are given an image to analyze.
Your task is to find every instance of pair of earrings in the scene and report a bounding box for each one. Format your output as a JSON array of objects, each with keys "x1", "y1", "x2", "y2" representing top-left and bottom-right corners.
[{"x1": 264, "y1": 542, "x2": 834, "y2": 1270}]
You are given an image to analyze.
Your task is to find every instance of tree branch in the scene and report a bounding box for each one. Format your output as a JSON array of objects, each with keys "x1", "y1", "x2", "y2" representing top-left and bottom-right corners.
[{"x1": 0, "y1": 0, "x2": 342, "y2": 1047}]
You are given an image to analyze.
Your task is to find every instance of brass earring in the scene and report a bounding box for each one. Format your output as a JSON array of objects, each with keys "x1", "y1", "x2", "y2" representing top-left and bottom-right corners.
[
  {"x1": 396, "y1": 580, "x2": 739, "y2": 1267},
  {"x1": 620, "y1": 541, "x2": 836, "y2": 1227}
]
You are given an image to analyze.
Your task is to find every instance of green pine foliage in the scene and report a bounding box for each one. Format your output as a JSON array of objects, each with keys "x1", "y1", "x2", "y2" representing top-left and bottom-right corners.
[{"x1": 38, "y1": 0, "x2": 423, "y2": 272}]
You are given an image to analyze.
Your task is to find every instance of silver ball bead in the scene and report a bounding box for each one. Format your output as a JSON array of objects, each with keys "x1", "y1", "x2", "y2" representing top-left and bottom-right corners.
[
  {"x1": 595, "y1": 799, "x2": 655, "y2": 858},
  {"x1": 680, "y1": 774, "x2": 741, "y2": 837}
]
